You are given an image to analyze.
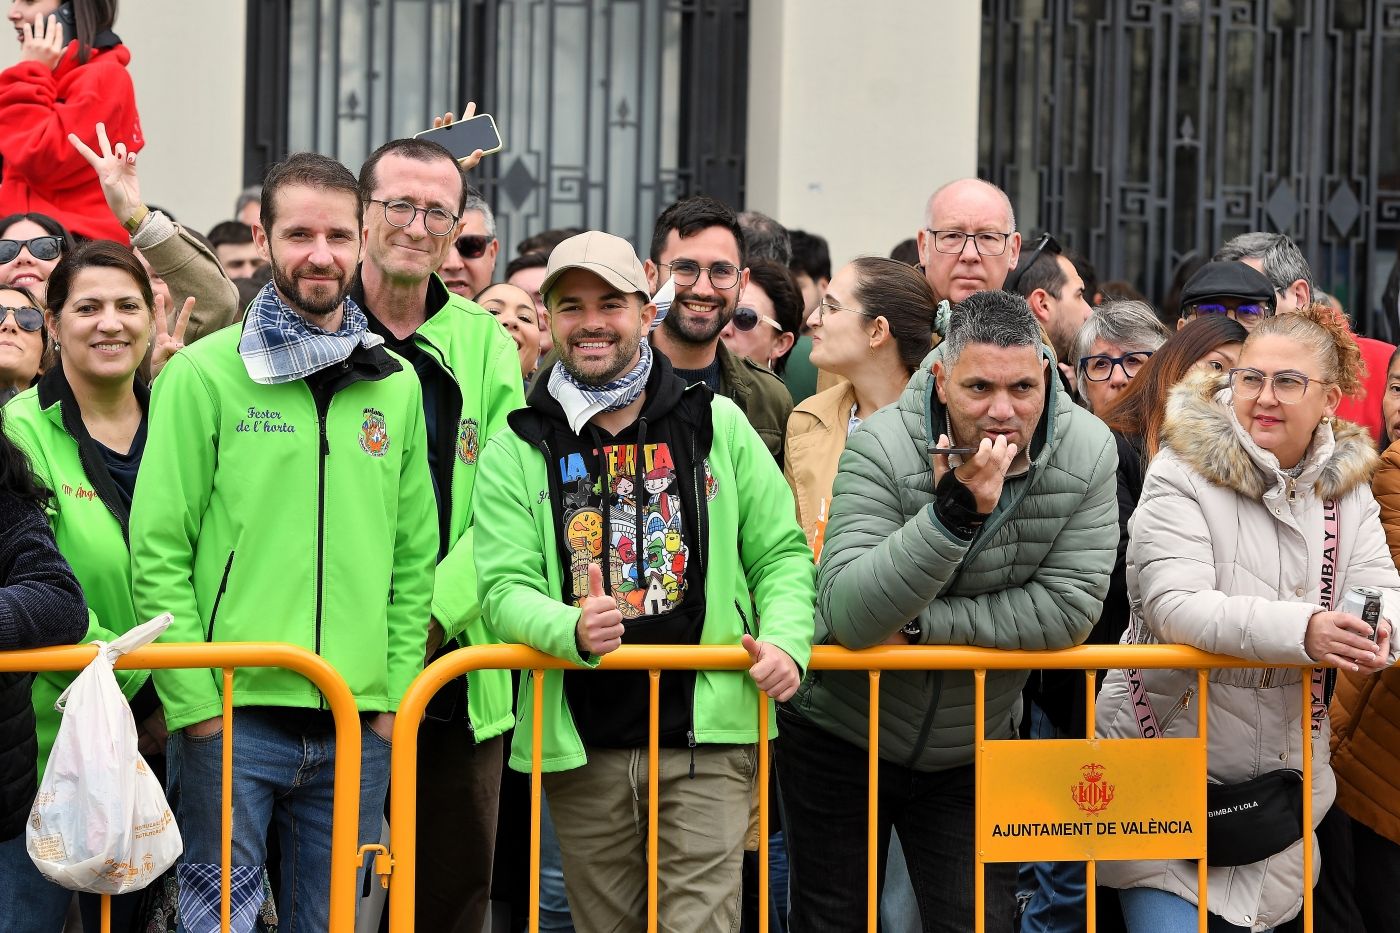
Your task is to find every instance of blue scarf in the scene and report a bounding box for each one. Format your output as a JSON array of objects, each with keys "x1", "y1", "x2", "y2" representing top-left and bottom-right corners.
[
  {"x1": 237, "y1": 282, "x2": 382, "y2": 385},
  {"x1": 547, "y1": 338, "x2": 653, "y2": 434}
]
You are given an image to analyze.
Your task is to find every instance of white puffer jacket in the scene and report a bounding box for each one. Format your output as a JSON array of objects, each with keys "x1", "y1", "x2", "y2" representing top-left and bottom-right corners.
[{"x1": 1095, "y1": 370, "x2": 1400, "y2": 931}]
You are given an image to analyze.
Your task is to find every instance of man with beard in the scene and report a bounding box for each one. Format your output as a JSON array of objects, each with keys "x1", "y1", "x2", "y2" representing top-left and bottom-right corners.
[
  {"x1": 473, "y1": 231, "x2": 814, "y2": 933},
  {"x1": 351, "y1": 136, "x2": 524, "y2": 933},
  {"x1": 645, "y1": 195, "x2": 793, "y2": 463},
  {"x1": 131, "y1": 152, "x2": 437, "y2": 932},
  {"x1": 1005, "y1": 233, "x2": 1093, "y2": 400}
]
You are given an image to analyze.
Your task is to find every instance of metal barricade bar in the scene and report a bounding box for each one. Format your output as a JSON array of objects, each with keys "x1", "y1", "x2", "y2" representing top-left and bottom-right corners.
[{"x1": 0, "y1": 643, "x2": 363, "y2": 933}]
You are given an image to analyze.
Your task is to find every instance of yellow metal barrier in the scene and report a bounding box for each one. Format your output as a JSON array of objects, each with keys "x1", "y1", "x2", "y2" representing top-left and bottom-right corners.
[
  {"x1": 0, "y1": 643, "x2": 364, "y2": 933},
  {"x1": 387, "y1": 643, "x2": 1323, "y2": 933}
]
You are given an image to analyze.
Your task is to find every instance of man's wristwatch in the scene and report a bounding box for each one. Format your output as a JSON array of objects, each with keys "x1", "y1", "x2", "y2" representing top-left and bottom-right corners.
[
  {"x1": 900, "y1": 619, "x2": 921, "y2": 640},
  {"x1": 123, "y1": 204, "x2": 149, "y2": 234}
]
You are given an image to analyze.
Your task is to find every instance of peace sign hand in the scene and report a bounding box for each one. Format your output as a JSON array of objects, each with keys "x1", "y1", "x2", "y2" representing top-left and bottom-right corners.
[
  {"x1": 150, "y1": 293, "x2": 193, "y2": 379},
  {"x1": 68, "y1": 122, "x2": 143, "y2": 227}
]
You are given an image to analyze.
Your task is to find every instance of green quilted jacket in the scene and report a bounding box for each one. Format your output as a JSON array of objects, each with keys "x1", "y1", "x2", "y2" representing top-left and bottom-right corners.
[{"x1": 788, "y1": 341, "x2": 1119, "y2": 771}]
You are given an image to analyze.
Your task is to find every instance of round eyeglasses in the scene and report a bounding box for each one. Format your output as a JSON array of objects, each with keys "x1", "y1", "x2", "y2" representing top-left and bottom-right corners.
[
  {"x1": 369, "y1": 199, "x2": 459, "y2": 237},
  {"x1": 663, "y1": 259, "x2": 740, "y2": 290}
]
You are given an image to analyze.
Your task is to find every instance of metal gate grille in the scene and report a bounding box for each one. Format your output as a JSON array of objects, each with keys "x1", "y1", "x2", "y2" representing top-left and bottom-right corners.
[
  {"x1": 244, "y1": 0, "x2": 749, "y2": 256},
  {"x1": 980, "y1": 0, "x2": 1400, "y2": 338}
]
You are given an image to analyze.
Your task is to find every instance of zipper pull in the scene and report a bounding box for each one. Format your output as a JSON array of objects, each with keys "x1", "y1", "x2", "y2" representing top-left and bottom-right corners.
[
  {"x1": 687, "y1": 729, "x2": 697, "y2": 779},
  {"x1": 320, "y1": 418, "x2": 330, "y2": 456}
]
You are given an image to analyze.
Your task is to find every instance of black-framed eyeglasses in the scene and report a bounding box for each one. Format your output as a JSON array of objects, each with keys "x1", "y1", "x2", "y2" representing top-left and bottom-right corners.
[
  {"x1": 368, "y1": 198, "x2": 459, "y2": 237},
  {"x1": 732, "y1": 306, "x2": 782, "y2": 333},
  {"x1": 1228, "y1": 367, "x2": 1332, "y2": 404},
  {"x1": 814, "y1": 295, "x2": 876, "y2": 324},
  {"x1": 455, "y1": 234, "x2": 493, "y2": 259},
  {"x1": 1003, "y1": 232, "x2": 1062, "y2": 292},
  {"x1": 663, "y1": 259, "x2": 740, "y2": 290},
  {"x1": 1078, "y1": 351, "x2": 1153, "y2": 382},
  {"x1": 924, "y1": 227, "x2": 1015, "y2": 257},
  {"x1": 0, "y1": 304, "x2": 43, "y2": 332},
  {"x1": 1180, "y1": 299, "x2": 1275, "y2": 327},
  {"x1": 0, "y1": 236, "x2": 63, "y2": 265}
]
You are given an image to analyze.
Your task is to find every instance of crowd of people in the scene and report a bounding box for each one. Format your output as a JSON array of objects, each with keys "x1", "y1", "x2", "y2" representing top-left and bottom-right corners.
[{"x1": 3, "y1": 3, "x2": 1400, "y2": 933}]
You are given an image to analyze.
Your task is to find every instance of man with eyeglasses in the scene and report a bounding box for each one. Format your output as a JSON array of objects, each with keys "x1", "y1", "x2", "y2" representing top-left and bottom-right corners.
[
  {"x1": 1175, "y1": 260, "x2": 1277, "y2": 331},
  {"x1": 351, "y1": 136, "x2": 525, "y2": 933},
  {"x1": 1215, "y1": 231, "x2": 1396, "y2": 445},
  {"x1": 438, "y1": 187, "x2": 499, "y2": 300},
  {"x1": 918, "y1": 178, "x2": 1022, "y2": 304},
  {"x1": 644, "y1": 195, "x2": 793, "y2": 463}
]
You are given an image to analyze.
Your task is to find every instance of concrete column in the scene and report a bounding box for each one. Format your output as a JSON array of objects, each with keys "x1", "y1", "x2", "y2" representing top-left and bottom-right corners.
[{"x1": 746, "y1": 0, "x2": 982, "y2": 267}]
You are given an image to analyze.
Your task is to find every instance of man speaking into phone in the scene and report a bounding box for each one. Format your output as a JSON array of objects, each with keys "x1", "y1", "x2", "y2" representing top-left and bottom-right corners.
[{"x1": 777, "y1": 290, "x2": 1118, "y2": 932}]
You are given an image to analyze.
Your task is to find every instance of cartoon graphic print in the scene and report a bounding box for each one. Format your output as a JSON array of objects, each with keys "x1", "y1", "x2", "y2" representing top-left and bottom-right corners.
[
  {"x1": 557, "y1": 441, "x2": 687, "y2": 618},
  {"x1": 359, "y1": 408, "x2": 390, "y2": 457},
  {"x1": 703, "y1": 458, "x2": 718, "y2": 501},
  {"x1": 457, "y1": 419, "x2": 480, "y2": 464}
]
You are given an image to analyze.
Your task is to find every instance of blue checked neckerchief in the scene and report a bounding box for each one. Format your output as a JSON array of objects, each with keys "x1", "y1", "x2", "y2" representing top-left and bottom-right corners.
[
  {"x1": 237, "y1": 281, "x2": 382, "y2": 385},
  {"x1": 547, "y1": 336, "x2": 653, "y2": 435}
]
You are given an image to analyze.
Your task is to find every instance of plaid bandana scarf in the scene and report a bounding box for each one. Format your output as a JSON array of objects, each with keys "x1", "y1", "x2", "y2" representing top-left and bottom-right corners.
[
  {"x1": 237, "y1": 281, "x2": 382, "y2": 385},
  {"x1": 547, "y1": 337, "x2": 653, "y2": 434}
]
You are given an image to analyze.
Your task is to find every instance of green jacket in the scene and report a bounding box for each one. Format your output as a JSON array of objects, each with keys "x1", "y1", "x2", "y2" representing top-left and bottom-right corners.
[
  {"x1": 370, "y1": 276, "x2": 526, "y2": 740},
  {"x1": 3, "y1": 366, "x2": 150, "y2": 776},
  {"x1": 790, "y1": 342, "x2": 1118, "y2": 771},
  {"x1": 717, "y1": 342, "x2": 793, "y2": 464},
  {"x1": 473, "y1": 378, "x2": 816, "y2": 772},
  {"x1": 130, "y1": 323, "x2": 438, "y2": 731}
]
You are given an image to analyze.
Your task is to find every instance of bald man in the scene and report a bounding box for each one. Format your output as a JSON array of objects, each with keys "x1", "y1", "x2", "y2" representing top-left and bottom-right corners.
[{"x1": 917, "y1": 179, "x2": 1022, "y2": 304}]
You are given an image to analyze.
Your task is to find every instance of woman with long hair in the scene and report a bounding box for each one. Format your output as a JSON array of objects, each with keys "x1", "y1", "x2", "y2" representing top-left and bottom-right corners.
[
  {"x1": 1097, "y1": 305, "x2": 1400, "y2": 931},
  {"x1": 784, "y1": 256, "x2": 937, "y2": 558},
  {"x1": 0, "y1": 239, "x2": 176, "y2": 931},
  {"x1": 0, "y1": 0, "x2": 140, "y2": 243}
]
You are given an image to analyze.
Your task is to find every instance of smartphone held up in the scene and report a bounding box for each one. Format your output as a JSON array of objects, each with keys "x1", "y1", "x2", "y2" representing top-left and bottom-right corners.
[{"x1": 415, "y1": 113, "x2": 503, "y2": 163}]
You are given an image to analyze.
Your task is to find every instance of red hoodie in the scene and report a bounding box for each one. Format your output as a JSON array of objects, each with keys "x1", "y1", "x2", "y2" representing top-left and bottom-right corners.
[{"x1": 0, "y1": 41, "x2": 142, "y2": 244}]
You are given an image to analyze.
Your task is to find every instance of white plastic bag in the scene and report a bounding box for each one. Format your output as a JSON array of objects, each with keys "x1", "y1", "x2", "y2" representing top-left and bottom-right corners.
[{"x1": 27, "y1": 612, "x2": 183, "y2": 894}]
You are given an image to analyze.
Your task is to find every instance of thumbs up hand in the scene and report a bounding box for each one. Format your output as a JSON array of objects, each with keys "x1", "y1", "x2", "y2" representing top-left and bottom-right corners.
[
  {"x1": 741, "y1": 634, "x2": 801, "y2": 702},
  {"x1": 575, "y1": 563, "x2": 625, "y2": 657}
]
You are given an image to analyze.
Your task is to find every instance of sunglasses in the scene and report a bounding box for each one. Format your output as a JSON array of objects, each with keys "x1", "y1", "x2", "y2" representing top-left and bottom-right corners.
[
  {"x1": 454, "y1": 234, "x2": 493, "y2": 259},
  {"x1": 1002, "y1": 232, "x2": 1061, "y2": 292},
  {"x1": 0, "y1": 236, "x2": 63, "y2": 265},
  {"x1": 0, "y1": 304, "x2": 44, "y2": 332},
  {"x1": 732, "y1": 306, "x2": 782, "y2": 333}
]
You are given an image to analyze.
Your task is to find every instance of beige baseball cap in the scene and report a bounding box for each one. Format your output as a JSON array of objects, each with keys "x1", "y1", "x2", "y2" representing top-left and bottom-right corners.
[{"x1": 539, "y1": 231, "x2": 651, "y2": 301}]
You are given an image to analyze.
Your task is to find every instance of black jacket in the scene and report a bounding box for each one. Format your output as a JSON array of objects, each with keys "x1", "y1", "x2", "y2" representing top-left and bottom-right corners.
[{"x1": 0, "y1": 491, "x2": 89, "y2": 841}]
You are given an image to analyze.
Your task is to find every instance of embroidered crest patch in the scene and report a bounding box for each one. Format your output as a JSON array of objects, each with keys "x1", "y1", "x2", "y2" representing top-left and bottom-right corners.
[
  {"x1": 457, "y1": 418, "x2": 480, "y2": 464},
  {"x1": 359, "y1": 408, "x2": 390, "y2": 457}
]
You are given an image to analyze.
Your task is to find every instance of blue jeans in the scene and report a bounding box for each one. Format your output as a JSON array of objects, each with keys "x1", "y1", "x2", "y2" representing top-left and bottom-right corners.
[
  {"x1": 1017, "y1": 701, "x2": 1086, "y2": 932},
  {"x1": 168, "y1": 708, "x2": 391, "y2": 933},
  {"x1": 880, "y1": 833, "x2": 920, "y2": 933},
  {"x1": 0, "y1": 822, "x2": 149, "y2": 933},
  {"x1": 537, "y1": 794, "x2": 576, "y2": 932},
  {"x1": 1119, "y1": 888, "x2": 1269, "y2": 933}
]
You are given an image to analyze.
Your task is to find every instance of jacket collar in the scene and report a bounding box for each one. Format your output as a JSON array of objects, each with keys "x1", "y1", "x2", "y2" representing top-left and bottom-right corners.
[
  {"x1": 1162, "y1": 368, "x2": 1377, "y2": 501},
  {"x1": 793, "y1": 380, "x2": 858, "y2": 429},
  {"x1": 35, "y1": 363, "x2": 148, "y2": 538}
]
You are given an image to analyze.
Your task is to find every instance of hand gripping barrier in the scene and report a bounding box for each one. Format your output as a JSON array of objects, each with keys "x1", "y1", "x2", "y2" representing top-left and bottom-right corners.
[
  {"x1": 0, "y1": 643, "x2": 364, "y2": 933},
  {"x1": 384, "y1": 643, "x2": 1324, "y2": 933}
]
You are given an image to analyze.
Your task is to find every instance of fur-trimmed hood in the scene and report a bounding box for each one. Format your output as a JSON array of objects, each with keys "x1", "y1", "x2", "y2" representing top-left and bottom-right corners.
[{"x1": 1162, "y1": 367, "x2": 1377, "y2": 502}]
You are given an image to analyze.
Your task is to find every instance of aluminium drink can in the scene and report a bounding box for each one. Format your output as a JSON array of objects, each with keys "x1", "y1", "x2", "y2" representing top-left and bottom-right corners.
[{"x1": 1341, "y1": 586, "x2": 1382, "y2": 642}]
